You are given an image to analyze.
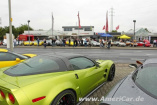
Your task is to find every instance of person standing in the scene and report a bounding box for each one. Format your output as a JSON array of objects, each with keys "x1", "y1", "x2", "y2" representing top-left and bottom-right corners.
[
  {"x1": 37, "y1": 37, "x2": 40, "y2": 46},
  {"x1": 68, "y1": 38, "x2": 71, "y2": 46},
  {"x1": 88, "y1": 38, "x2": 92, "y2": 47},
  {"x1": 81, "y1": 38, "x2": 83, "y2": 46},
  {"x1": 62, "y1": 38, "x2": 66, "y2": 47},
  {"x1": 153, "y1": 40, "x2": 156, "y2": 47},
  {"x1": 43, "y1": 39, "x2": 46, "y2": 48},
  {"x1": 108, "y1": 39, "x2": 111, "y2": 49},
  {"x1": 84, "y1": 38, "x2": 87, "y2": 47},
  {"x1": 73, "y1": 38, "x2": 77, "y2": 47}
]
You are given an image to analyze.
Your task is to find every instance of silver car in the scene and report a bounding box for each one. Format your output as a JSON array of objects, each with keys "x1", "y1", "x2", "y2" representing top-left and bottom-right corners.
[{"x1": 100, "y1": 58, "x2": 157, "y2": 105}]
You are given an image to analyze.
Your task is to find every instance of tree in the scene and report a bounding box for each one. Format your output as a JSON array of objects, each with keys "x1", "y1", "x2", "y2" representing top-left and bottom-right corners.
[
  {"x1": 0, "y1": 24, "x2": 34, "y2": 40},
  {"x1": 144, "y1": 28, "x2": 150, "y2": 33},
  {"x1": 112, "y1": 30, "x2": 117, "y2": 33},
  {"x1": 16, "y1": 24, "x2": 33, "y2": 35}
]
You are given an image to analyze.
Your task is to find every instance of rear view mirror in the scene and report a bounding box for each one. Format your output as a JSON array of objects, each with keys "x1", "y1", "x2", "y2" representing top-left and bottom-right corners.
[
  {"x1": 16, "y1": 58, "x2": 21, "y2": 62},
  {"x1": 129, "y1": 64, "x2": 137, "y2": 68}
]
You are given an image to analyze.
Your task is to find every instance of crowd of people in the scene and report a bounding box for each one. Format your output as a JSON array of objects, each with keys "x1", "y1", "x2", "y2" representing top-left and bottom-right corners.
[{"x1": 41, "y1": 37, "x2": 112, "y2": 49}]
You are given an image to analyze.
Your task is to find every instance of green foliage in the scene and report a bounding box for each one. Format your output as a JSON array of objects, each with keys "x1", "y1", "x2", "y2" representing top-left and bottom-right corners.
[
  {"x1": 112, "y1": 30, "x2": 117, "y2": 32},
  {"x1": 0, "y1": 24, "x2": 33, "y2": 40},
  {"x1": 144, "y1": 28, "x2": 150, "y2": 33}
]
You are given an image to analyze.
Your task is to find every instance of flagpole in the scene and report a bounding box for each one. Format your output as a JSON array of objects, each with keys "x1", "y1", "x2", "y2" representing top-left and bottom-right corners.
[{"x1": 52, "y1": 12, "x2": 54, "y2": 39}]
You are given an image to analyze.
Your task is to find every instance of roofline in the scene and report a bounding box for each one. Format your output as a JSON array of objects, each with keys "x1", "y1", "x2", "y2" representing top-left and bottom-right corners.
[{"x1": 62, "y1": 26, "x2": 94, "y2": 28}]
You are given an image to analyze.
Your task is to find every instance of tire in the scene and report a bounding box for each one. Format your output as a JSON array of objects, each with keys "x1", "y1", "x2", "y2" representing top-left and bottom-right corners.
[
  {"x1": 51, "y1": 90, "x2": 76, "y2": 105},
  {"x1": 108, "y1": 64, "x2": 115, "y2": 81}
]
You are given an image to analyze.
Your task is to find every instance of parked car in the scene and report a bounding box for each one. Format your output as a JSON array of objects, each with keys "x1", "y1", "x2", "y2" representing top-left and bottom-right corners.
[
  {"x1": 66, "y1": 40, "x2": 74, "y2": 46},
  {"x1": 16, "y1": 41, "x2": 23, "y2": 46},
  {"x1": 0, "y1": 53, "x2": 115, "y2": 105},
  {"x1": 34, "y1": 40, "x2": 44, "y2": 46},
  {"x1": 23, "y1": 41, "x2": 34, "y2": 46},
  {"x1": 46, "y1": 40, "x2": 52, "y2": 46},
  {"x1": 137, "y1": 41, "x2": 144, "y2": 46},
  {"x1": 91, "y1": 41, "x2": 100, "y2": 46},
  {"x1": 143, "y1": 40, "x2": 151, "y2": 47},
  {"x1": 118, "y1": 42, "x2": 126, "y2": 47},
  {"x1": 125, "y1": 41, "x2": 131, "y2": 46},
  {"x1": 113, "y1": 41, "x2": 120, "y2": 46},
  {"x1": 130, "y1": 42, "x2": 138, "y2": 47},
  {"x1": 100, "y1": 58, "x2": 157, "y2": 105},
  {"x1": 0, "y1": 48, "x2": 36, "y2": 68},
  {"x1": 55, "y1": 40, "x2": 62, "y2": 46}
]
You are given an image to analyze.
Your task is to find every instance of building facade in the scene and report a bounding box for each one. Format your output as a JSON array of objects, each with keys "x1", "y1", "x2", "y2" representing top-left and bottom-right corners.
[{"x1": 62, "y1": 26, "x2": 94, "y2": 38}]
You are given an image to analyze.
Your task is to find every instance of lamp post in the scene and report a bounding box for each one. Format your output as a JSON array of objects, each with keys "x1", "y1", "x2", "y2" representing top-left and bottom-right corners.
[
  {"x1": 28, "y1": 20, "x2": 30, "y2": 45},
  {"x1": 8, "y1": 0, "x2": 13, "y2": 51},
  {"x1": 133, "y1": 20, "x2": 136, "y2": 40}
]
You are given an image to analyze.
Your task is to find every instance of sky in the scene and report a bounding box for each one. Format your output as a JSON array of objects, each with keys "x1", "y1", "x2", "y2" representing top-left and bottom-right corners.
[{"x1": 0, "y1": 0, "x2": 157, "y2": 33}]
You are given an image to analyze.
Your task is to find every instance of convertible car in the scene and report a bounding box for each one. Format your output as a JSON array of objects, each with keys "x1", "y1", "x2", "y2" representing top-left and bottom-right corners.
[
  {"x1": 0, "y1": 53, "x2": 115, "y2": 105},
  {"x1": 100, "y1": 58, "x2": 157, "y2": 105},
  {"x1": 0, "y1": 49, "x2": 36, "y2": 68}
]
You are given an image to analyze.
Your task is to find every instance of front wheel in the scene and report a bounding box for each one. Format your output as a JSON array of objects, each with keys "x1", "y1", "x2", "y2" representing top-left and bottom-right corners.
[
  {"x1": 51, "y1": 90, "x2": 76, "y2": 105},
  {"x1": 108, "y1": 64, "x2": 115, "y2": 81}
]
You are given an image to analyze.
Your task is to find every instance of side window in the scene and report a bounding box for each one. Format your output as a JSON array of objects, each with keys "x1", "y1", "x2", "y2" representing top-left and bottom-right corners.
[
  {"x1": 0, "y1": 52, "x2": 18, "y2": 61},
  {"x1": 69, "y1": 57, "x2": 95, "y2": 70}
]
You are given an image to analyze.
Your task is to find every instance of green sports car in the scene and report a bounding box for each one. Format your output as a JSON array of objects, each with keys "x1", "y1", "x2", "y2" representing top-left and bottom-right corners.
[{"x1": 0, "y1": 53, "x2": 115, "y2": 105}]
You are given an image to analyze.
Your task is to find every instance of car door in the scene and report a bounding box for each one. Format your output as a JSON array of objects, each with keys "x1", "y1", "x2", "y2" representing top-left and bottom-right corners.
[
  {"x1": 69, "y1": 57, "x2": 103, "y2": 96},
  {"x1": 0, "y1": 52, "x2": 24, "y2": 68}
]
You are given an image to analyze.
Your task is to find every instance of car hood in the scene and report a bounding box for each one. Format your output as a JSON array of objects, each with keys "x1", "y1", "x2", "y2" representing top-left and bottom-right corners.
[
  {"x1": 0, "y1": 67, "x2": 66, "y2": 88},
  {"x1": 101, "y1": 74, "x2": 157, "y2": 105}
]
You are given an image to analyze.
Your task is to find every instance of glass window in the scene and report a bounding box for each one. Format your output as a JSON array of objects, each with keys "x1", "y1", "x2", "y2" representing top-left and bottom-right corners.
[
  {"x1": 0, "y1": 52, "x2": 18, "y2": 61},
  {"x1": 133, "y1": 64, "x2": 157, "y2": 98},
  {"x1": 84, "y1": 28, "x2": 92, "y2": 31},
  {"x1": 4, "y1": 56, "x2": 67, "y2": 76},
  {"x1": 75, "y1": 28, "x2": 83, "y2": 30},
  {"x1": 64, "y1": 28, "x2": 72, "y2": 31},
  {"x1": 69, "y1": 57, "x2": 95, "y2": 70}
]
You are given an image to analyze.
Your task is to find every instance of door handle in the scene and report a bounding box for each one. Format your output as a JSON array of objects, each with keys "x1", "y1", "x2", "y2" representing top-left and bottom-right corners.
[{"x1": 75, "y1": 74, "x2": 79, "y2": 79}]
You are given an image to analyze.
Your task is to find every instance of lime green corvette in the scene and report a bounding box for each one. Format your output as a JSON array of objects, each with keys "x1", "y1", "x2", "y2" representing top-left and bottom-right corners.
[{"x1": 0, "y1": 53, "x2": 115, "y2": 105}]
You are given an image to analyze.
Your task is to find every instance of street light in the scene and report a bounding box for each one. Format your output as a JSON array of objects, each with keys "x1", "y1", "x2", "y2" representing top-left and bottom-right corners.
[
  {"x1": 28, "y1": 20, "x2": 30, "y2": 45},
  {"x1": 133, "y1": 20, "x2": 136, "y2": 40},
  {"x1": 8, "y1": 0, "x2": 13, "y2": 51}
]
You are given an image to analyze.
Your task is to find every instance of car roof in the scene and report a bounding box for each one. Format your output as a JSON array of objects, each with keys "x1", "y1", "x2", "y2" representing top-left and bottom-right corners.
[
  {"x1": 41, "y1": 53, "x2": 84, "y2": 60},
  {"x1": 0, "y1": 49, "x2": 8, "y2": 52}
]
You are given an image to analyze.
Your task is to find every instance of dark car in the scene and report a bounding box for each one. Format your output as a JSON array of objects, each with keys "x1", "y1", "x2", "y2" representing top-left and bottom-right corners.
[{"x1": 100, "y1": 58, "x2": 157, "y2": 105}]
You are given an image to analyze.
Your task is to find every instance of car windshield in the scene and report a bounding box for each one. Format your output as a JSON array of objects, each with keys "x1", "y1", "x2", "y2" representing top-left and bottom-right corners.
[
  {"x1": 132, "y1": 64, "x2": 157, "y2": 98},
  {"x1": 4, "y1": 56, "x2": 67, "y2": 76}
]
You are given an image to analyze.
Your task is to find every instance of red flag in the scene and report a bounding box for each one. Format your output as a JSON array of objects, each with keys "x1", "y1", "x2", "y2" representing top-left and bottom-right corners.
[
  {"x1": 116, "y1": 25, "x2": 119, "y2": 30},
  {"x1": 103, "y1": 25, "x2": 105, "y2": 30},
  {"x1": 106, "y1": 11, "x2": 108, "y2": 32},
  {"x1": 77, "y1": 12, "x2": 81, "y2": 28}
]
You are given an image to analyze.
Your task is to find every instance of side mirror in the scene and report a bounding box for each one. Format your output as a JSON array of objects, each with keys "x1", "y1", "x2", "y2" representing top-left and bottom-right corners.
[
  {"x1": 16, "y1": 58, "x2": 21, "y2": 62},
  {"x1": 129, "y1": 64, "x2": 137, "y2": 68},
  {"x1": 95, "y1": 62, "x2": 100, "y2": 68},
  {"x1": 136, "y1": 60, "x2": 143, "y2": 65}
]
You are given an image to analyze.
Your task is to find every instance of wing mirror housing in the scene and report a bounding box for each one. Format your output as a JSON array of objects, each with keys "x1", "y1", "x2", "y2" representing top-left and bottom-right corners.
[
  {"x1": 136, "y1": 60, "x2": 143, "y2": 65},
  {"x1": 16, "y1": 58, "x2": 21, "y2": 62},
  {"x1": 129, "y1": 64, "x2": 137, "y2": 68}
]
